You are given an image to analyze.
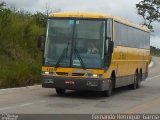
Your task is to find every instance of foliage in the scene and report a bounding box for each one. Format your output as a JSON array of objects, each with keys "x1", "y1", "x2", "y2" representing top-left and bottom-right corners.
[
  {"x1": 136, "y1": 0, "x2": 160, "y2": 30},
  {"x1": 33, "y1": 12, "x2": 47, "y2": 27},
  {"x1": 0, "y1": 1, "x2": 46, "y2": 88},
  {"x1": 150, "y1": 46, "x2": 160, "y2": 56}
]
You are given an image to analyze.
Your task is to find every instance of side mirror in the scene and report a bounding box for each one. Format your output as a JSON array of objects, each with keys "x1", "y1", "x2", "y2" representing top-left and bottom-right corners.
[
  {"x1": 105, "y1": 39, "x2": 109, "y2": 55},
  {"x1": 105, "y1": 37, "x2": 113, "y2": 55},
  {"x1": 109, "y1": 40, "x2": 114, "y2": 53},
  {"x1": 37, "y1": 36, "x2": 44, "y2": 51}
]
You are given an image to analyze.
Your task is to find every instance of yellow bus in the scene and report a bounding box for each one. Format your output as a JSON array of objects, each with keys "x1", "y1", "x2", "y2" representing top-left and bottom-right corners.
[{"x1": 39, "y1": 12, "x2": 150, "y2": 96}]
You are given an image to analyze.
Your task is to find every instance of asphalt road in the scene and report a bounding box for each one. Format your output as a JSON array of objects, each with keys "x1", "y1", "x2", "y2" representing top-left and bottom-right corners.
[{"x1": 0, "y1": 57, "x2": 160, "y2": 114}]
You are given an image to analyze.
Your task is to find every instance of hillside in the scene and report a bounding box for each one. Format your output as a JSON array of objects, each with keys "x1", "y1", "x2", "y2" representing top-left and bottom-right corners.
[{"x1": 0, "y1": 2, "x2": 46, "y2": 88}]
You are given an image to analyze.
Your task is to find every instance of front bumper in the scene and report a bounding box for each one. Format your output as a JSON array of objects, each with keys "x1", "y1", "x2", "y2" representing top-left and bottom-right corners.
[{"x1": 42, "y1": 76, "x2": 109, "y2": 91}]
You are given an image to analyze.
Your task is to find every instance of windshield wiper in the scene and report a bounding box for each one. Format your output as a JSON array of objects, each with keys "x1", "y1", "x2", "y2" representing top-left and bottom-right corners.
[
  {"x1": 74, "y1": 49, "x2": 86, "y2": 69},
  {"x1": 55, "y1": 48, "x2": 67, "y2": 68},
  {"x1": 55, "y1": 41, "x2": 71, "y2": 68}
]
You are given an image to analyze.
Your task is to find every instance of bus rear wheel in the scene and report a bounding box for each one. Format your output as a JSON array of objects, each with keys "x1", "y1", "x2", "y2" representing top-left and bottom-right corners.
[
  {"x1": 137, "y1": 71, "x2": 142, "y2": 88},
  {"x1": 129, "y1": 71, "x2": 138, "y2": 89},
  {"x1": 56, "y1": 88, "x2": 65, "y2": 95}
]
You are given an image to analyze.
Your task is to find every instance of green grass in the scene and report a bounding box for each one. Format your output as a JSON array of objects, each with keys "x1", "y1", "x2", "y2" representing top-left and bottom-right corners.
[
  {"x1": 0, "y1": 1, "x2": 46, "y2": 88},
  {"x1": 0, "y1": 60, "x2": 41, "y2": 88}
]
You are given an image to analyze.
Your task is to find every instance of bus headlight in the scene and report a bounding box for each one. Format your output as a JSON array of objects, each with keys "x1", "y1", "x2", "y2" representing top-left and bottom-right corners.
[
  {"x1": 93, "y1": 74, "x2": 98, "y2": 77},
  {"x1": 44, "y1": 72, "x2": 49, "y2": 75},
  {"x1": 42, "y1": 71, "x2": 55, "y2": 76},
  {"x1": 87, "y1": 74, "x2": 103, "y2": 78}
]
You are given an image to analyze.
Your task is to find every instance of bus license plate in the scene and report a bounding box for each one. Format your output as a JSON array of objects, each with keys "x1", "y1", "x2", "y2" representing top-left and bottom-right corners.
[{"x1": 65, "y1": 80, "x2": 75, "y2": 85}]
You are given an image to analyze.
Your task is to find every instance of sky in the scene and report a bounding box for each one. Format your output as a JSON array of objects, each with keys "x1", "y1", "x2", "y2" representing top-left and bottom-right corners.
[{"x1": 4, "y1": 0, "x2": 160, "y2": 48}]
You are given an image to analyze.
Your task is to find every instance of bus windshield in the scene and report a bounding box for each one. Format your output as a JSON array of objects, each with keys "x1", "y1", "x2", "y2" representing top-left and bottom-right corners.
[{"x1": 44, "y1": 19, "x2": 105, "y2": 69}]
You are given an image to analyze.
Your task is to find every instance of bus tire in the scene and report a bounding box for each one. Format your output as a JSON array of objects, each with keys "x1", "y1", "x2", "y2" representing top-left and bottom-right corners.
[
  {"x1": 56, "y1": 88, "x2": 65, "y2": 95},
  {"x1": 137, "y1": 70, "x2": 142, "y2": 88},
  {"x1": 129, "y1": 71, "x2": 138, "y2": 89},
  {"x1": 103, "y1": 79, "x2": 113, "y2": 97}
]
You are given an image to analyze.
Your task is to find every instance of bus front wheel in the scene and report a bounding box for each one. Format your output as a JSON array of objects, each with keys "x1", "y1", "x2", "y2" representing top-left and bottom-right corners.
[
  {"x1": 56, "y1": 88, "x2": 65, "y2": 95},
  {"x1": 103, "y1": 79, "x2": 113, "y2": 97}
]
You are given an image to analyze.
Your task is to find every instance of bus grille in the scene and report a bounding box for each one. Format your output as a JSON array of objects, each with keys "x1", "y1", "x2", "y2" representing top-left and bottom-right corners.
[
  {"x1": 72, "y1": 73, "x2": 85, "y2": 77},
  {"x1": 56, "y1": 72, "x2": 68, "y2": 76},
  {"x1": 56, "y1": 72, "x2": 85, "y2": 77}
]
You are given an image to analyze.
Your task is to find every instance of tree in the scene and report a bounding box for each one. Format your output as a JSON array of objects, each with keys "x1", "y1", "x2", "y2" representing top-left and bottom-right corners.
[
  {"x1": 136, "y1": 0, "x2": 160, "y2": 30},
  {"x1": 33, "y1": 12, "x2": 47, "y2": 27}
]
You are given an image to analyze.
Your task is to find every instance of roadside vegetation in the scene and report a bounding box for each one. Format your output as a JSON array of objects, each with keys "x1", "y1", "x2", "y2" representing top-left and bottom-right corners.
[
  {"x1": 151, "y1": 46, "x2": 160, "y2": 57},
  {"x1": 136, "y1": 0, "x2": 160, "y2": 57},
  {"x1": 0, "y1": 1, "x2": 46, "y2": 88},
  {"x1": 136, "y1": 0, "x2": 160, "y2": 31}
]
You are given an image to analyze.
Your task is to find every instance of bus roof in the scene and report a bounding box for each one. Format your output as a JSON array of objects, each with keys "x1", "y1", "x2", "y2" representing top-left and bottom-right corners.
[{"x1": 49, "y1": 12, "x2": 149, "y2": 32}]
